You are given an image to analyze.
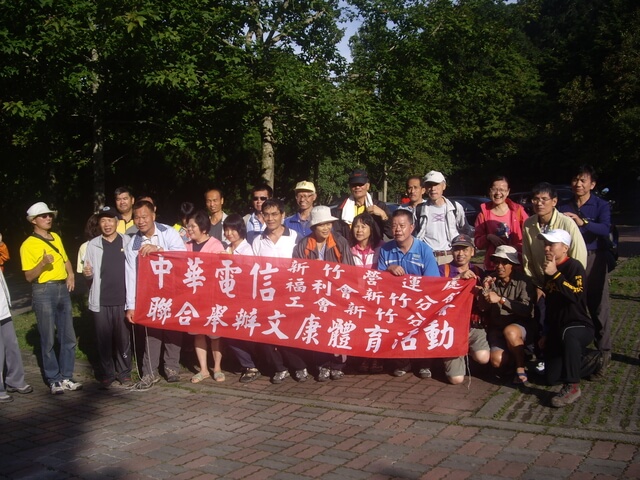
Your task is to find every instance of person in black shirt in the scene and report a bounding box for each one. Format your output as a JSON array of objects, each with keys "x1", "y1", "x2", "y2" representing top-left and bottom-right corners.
[
  {"x1": 84, "y1": 207, "x2": 131, "y2": 388},
  {"x1": 538, "y1": 229, "x2": 595, "y2": 408}
]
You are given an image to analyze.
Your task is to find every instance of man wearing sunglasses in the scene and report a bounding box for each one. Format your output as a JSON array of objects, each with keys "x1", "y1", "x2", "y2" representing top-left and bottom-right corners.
[
  {"x1": 245, "y1": 184, "x2": 273, "y2": 244},
  {"x1": 20, "y1": 202, "x2": 82, "y2": 395},
  {"x1": 332, "y1": 169, "x2": 392, "y2": 240}
]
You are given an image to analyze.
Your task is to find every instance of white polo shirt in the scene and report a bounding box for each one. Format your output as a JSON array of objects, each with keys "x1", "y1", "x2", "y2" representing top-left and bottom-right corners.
[{"x1": 252, "y1": 227, "x2": 298, "y2": 258}]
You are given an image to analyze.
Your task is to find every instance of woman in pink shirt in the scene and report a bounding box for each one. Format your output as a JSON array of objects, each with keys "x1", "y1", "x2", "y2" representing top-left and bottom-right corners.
[
  {"x1": 475, "y1": 176, "x2": 528, "y2": 271},
  {"x1": 349, "y1": 212, "x2": 384, "y2": 373},
  {"x1": 185, "y1": 211, "x2": 225, "y2": 383}
]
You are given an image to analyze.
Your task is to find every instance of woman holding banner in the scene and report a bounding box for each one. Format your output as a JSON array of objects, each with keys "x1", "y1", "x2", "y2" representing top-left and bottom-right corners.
[
  {"x1": 222, "y1": 213, "x2": 268, "y2": 383},
  {"x1": 222, "y1": 214, "x2": 253, "y2": 255},
  {"x1": 185, "y1": 211, "x2": 226, "y2": 383},
  {"x1": 349, "y1": 212, "x2": 385, "y2": 374},
  {"x1": 293, "y1": 206, "x2": 355, "y2": 382}
]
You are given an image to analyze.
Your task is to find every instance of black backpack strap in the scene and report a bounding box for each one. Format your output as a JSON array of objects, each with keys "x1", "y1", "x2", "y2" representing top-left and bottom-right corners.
[
  {"x1": 30, "y1": 233, "x2": 61, "y2": 256},
  {"x1": 414, "y1": 203, "x2": 425, "y2": 236}
]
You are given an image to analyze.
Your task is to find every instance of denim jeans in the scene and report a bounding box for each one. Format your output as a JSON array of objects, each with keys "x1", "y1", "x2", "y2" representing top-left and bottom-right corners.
[{"x1": 32, "y1": 282, "x2": 77, "y2": 384}]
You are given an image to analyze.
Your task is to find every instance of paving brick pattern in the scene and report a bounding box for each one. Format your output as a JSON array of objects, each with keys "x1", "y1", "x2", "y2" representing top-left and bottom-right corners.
[
  {"x1": 1, "y1": 362, "x2": 639, "y2": 479},
  {"x1": 475, "y1": 283, "x2": 640, "y2": 435}
]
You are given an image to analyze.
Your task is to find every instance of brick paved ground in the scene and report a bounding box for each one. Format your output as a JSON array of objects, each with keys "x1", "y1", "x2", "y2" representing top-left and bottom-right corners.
[
  {"x1": 2, "y1": 226, "x2": 639, "y2": 479},
  {"x1": 1, "y1": 360, "x2": 639, "y2": 480}
]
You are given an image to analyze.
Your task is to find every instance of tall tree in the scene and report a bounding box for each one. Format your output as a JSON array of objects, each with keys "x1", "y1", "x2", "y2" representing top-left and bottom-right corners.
[
  {"x1": 218, "y1": 0, "x2": 344, "y2": 188},
  {"x1": 344, "y1": 0, "x2": 542, "y2": 197},
  {"x1": 523, "y1": 0, "x2": 640, "y2": 186}
]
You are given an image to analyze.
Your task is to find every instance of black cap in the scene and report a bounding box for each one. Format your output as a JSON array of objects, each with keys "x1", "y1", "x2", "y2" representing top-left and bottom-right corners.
[
  {"x1": 97, "y1": 206, "x2": 118, "y2": 219},
  {"x1": 348, "y1": 169, "x2": 369, "y2": 185},
  {"x1": 451, "y1": 234, "x2": 475, "y2": 248}
]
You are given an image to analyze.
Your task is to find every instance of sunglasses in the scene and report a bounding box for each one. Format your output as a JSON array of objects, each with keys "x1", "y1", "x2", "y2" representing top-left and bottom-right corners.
[
  {"x1": 37, "y1": 213, "x2": 54, "y2": 219},
  {"x1": 253, "y1": 196, "x2": 268, "y2": 201}
]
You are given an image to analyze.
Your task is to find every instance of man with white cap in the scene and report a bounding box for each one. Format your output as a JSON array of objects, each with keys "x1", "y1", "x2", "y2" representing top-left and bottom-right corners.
[
  {"x1": 20, "y1": 202, "x2": 82, "y2": 394},
  {"x1": 521, "y1": 182, "x2": 587, "y2": 346},
  {"x1": 284, "y1": 180, "x2": 317, "y2": 239},
  {"x1": 415, "y1": 170, "x2": 471, "y2": 265},
  {"x1": 83, "y1": 206, "x2": 132, "y2": 389},
  {"x1": 537, "y1": 229, "x2": 595, "y2": 408},
  {"x1": 482, "y1": 245, "x2": 534, "y2": 384}
]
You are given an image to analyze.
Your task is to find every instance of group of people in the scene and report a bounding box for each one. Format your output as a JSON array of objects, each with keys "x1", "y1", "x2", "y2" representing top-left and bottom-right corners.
[{"x1": 0, "y1": 164, "x2": 612, "y2": 409}]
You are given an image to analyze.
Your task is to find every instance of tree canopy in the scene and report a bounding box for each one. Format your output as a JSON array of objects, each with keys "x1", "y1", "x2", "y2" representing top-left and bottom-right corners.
[{"x1": 1, "y1": 0, "x2": 638, "y2": 241}]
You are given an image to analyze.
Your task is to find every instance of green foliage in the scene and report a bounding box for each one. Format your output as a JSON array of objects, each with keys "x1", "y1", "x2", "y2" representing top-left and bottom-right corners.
[
  {"x1": 521, "y1": 0, "x2": 640, "y2": 186},
  {"x1": 342, "y1": 0, "x2": 542, "y2": 198},
  {"x1": 0, "y1": 0, "x2": 637, "y2": 228}
]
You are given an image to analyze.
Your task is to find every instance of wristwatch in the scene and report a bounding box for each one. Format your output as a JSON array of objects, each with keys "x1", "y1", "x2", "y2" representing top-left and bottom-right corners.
[{"x1": 499, "y1": 297, "x2": 506, "y2": 305}]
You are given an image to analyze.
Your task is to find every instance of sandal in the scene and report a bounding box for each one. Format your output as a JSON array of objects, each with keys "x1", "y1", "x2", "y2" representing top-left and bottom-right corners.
[
  {"x1": 513, "y1": 371, "x2": 528, "y2": 385},
  {"x1": 191, "y1": 371, "x2": 210, "y2": 383},
  {"x1": 213, "y1": 371, "x2": 225, "y2": 382}
]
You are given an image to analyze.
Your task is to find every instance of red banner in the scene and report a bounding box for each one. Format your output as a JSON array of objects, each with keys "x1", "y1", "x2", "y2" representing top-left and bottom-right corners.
[{"x1": 134, "y1": 252, "x2": 474, "y2": 358}]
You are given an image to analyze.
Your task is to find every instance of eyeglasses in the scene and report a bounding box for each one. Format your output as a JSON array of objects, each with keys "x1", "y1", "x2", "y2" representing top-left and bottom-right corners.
[
  {"x1": 350, "y1": 183, "x2": 365, "y2": 188},
  {"x1": 531, "y1": 197, "x2": 553, "y2": 204},
  {"x1": 490, "y1": 188, "x2": 509, "y2": 194},
  {"x1": 253, "y1": 196, "x2": 268, "y2": 201},
  {"x1": 37, "y1": 213, "x2": 54, "y2": 219}
]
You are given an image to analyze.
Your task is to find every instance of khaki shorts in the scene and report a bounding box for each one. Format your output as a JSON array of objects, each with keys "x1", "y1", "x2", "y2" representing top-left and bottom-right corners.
[
  {"x1": 488, "y1": 324, "x2": 528, "y2": 352},
  {"x1": 443, "y1": 328, "x2": 489, "y2": 378}
]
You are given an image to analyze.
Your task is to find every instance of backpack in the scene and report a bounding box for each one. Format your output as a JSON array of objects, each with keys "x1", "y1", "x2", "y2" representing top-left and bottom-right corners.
[
  {"x1": 604, "y1": 225, "x2": 619, "y2": 272},
  {"x1": 414, "y1": 201, "x2": 458, "y2": 237}
]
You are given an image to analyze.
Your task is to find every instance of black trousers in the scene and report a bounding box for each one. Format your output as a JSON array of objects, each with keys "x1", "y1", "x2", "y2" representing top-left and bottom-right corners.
[
  {"x1": 545, "y1": 325, "x2": 594, "y2": 385},
  {"x1": 93, "y1": 305, "x2": 132, "y2": 381}
]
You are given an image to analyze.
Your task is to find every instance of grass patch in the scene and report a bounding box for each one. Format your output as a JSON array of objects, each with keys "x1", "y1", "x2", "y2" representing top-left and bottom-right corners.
[
  {"x1": 13, "y1": 294, "x2": 95, "y2": 363},
  {"x1": 613, "y1": 256, "x2": 640, "y2": 277},
  {"x1": 609, "y1": 256, "x2": 640, "y2": 298}
]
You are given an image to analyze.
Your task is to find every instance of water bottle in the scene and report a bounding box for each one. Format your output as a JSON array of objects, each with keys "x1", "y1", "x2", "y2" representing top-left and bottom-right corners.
[
  {"x1": 496, "y1": 222, "x2": 510, "y2": 240},
  {"x1": 502, "y1": 222, "x2": 510, "y2": 240}
]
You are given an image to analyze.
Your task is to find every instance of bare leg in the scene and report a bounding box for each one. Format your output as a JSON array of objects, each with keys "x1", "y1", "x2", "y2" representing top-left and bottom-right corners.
[
  {"x1": 194, "y1": 335, "x2": 209, "y2": 374},
  {"x1": 211, "y1": 338, "x2": 222, "y2": 373},
  {"x1": 504, "y1": 324, "x2": 526, "y2": 381}
]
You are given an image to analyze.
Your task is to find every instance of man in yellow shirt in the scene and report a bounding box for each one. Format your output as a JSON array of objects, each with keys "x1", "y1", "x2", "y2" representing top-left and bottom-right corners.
[
  {"x1": 115, "y1": 186, "x2": 135, "y2": 234},
  {"x1": 20, "y1": 202, "x2": 82, "y2": 395}
]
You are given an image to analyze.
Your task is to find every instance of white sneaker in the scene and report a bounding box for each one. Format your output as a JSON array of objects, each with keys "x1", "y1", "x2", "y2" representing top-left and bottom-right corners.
[
  {"x1": 61, "y1": 379, "x2": 83, "y2": 391},
  {"x1": 50, "y1": 382, "x2": 64, "y2": 395}
]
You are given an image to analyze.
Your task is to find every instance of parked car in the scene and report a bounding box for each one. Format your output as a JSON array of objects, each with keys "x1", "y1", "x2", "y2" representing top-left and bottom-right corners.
[{"x1": 447, "y1": 196, "x2": 491, "y2": 226}]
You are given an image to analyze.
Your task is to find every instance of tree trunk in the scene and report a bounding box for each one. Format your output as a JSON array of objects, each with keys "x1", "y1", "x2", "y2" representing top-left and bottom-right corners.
[
  {"x1": 93, "y1": 115, "x2": 105, "y2": 212},
  {"x1": 261, "y1": 115, "x2": 275, "y2": 188},
  {"x1": 91, "y1": 48, "x2": 105, "y2": 212}
]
